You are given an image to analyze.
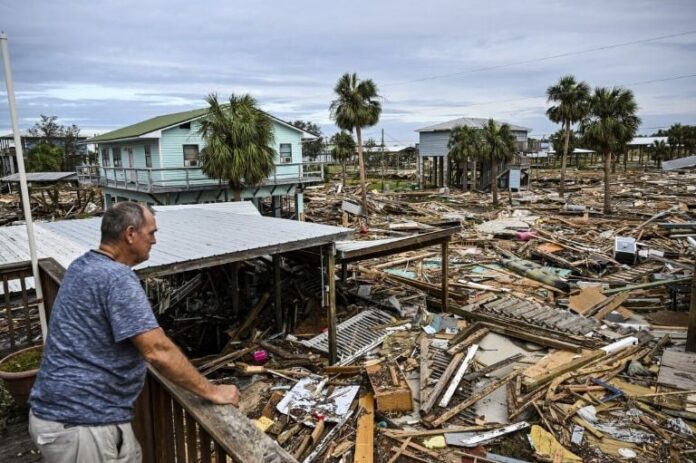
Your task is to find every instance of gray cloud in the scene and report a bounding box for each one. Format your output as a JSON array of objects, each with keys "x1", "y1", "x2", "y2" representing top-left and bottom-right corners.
[{"x1": 1, "y1": 0, "x2": 695, "y2": 141}]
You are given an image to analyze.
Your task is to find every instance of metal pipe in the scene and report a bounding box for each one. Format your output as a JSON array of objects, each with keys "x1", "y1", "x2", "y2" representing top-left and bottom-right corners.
[{"x1": 1, "y1": 33, "x2": 47, "y2": 339}]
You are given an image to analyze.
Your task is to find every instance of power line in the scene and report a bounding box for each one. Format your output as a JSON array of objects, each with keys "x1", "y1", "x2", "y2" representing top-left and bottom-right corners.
[
  {"x1": 383, "y1": 30, "x2": 696, "y2": 86},
  {"x1": 380, "y1": 73, "x2": 696, "y2": 115}
]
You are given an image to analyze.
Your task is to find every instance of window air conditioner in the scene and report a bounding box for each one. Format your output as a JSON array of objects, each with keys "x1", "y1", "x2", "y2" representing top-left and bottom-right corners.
[{"x1": 184, "y1": 160, "x2": 198, "y2": 167}]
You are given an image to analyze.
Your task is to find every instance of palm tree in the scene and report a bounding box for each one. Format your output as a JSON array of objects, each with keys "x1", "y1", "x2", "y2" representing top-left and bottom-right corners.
[
  {"x1": 330, "y1": 131, "x2": 356, "y2": 187},
  {"x1": 448, "y1": 125, "x2": 481, "y2": 191},
  {"x1": 546, "y1": 75, "x2": 591, "y2": 197},
  {"x1": 580, "y1": 87, "x2": 640, "y2": 214},
  {"x1": 330, "y1": 73, "x2": 382, "y2": 216},
  {"x1": 650, "y1": 139, "x2": 669, "y2": 168},
  {"x1": 667, "y1": 123, "x2": 685, "y2": 158},
  {"x1": 480, "y1": 119, "x2": 516, "y2": 207},
  {"x1": 198, "y1": 93, "x2": 276, "y2": 200}
]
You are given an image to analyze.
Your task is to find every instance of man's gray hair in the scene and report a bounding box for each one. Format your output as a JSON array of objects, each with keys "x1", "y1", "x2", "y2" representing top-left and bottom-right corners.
[{"x1": 101, "y1": 202, "x2": 155, "y2": 243}]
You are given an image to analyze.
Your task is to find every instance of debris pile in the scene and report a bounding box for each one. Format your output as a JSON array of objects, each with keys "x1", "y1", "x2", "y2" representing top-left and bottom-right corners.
[
  {"x1": 173, "y1": 169, "x2": 696, "y2": 461},
  {"x1": 0, "y1": 184, "x2": 102, "y2": 225}
]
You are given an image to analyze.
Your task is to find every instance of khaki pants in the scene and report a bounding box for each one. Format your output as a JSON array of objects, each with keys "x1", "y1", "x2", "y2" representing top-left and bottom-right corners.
[{"x1": 29, "y1": 411, "x2": 142, "y2": 463}]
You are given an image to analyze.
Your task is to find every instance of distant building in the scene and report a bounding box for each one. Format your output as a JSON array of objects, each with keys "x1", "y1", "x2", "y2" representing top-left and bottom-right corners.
[
  {"x1": 0, "y1": 132, "x2": 89, "y2": 176},
  {"x1": 415, "y1": 117, "x2": 531, "y2": 191},
  {"x1": 78, "y1": 107, "x2": 323, "y2": 218}
]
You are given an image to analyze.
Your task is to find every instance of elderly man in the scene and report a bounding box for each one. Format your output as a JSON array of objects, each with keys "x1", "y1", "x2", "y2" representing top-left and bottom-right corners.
[{"x1": 28, "y1": 202, "x2": 239, "y2": 462}]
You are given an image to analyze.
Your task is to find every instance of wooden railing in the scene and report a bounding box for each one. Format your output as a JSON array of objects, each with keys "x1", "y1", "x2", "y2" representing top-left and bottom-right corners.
[
  {"x1": 76, "y1": 162, "x2": 325, "y2": 193},
  {"x1": 18, "y1": 257, "x2": 295, "y2": 462},
  {"x1": 134, "y1": 368, "x2": 296, "y2": 463},
  {"x1": 0, "y1": 259, "x2": 63, "y2": 357}
]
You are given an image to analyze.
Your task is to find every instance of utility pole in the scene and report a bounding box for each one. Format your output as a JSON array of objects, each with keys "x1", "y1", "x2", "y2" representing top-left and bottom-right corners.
[{"x1": 1, "y1": 32, "x2": 48, "y2": 339}]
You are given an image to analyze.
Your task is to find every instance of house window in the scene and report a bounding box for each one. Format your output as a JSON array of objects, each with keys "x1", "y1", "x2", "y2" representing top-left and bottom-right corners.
[
  {"x1": 144, "y1": 144, "x2": 152, "y2": 168},
  {"x1": 279, "y1": 143, "x2": 292, "y2": 164},
  {"x1": 101, "y1": 148, "x2": 110, "y2": 167},
  {"x1": 112, "y1": 147, "x2": 122, "y2": 167},
  {"x1": 183, "y1": 144, "x2": 199, "y2": 167}
]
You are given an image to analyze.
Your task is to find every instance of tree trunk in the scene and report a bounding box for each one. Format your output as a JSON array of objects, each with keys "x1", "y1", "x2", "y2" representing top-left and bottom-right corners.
[
  {"x1": 491, "y1": 153, "x2": 499, "y2": 208},
  {"x1": 603, "y1": 151, "x2": 612, "y2": 215},
  {"x1": 472, "y1": 160, "x2": 477, "y2": 191},
  {"x1": 355, "y1": 127, "x2": 368, "y2": 219},
  {"x1": 560, "y1": 122, "x2": 570, "y2": 197},
  {"x1": 341, "y1": 162, "x2": 346, "y2": 187},
  {"x1": 462, "y1": 156, "x2": 468, "y2": 191}
]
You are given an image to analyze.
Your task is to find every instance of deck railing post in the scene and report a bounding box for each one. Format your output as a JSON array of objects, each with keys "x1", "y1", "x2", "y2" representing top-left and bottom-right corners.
[{"x1": 147, "y1": 169, "x2": 153, "y2": 193}]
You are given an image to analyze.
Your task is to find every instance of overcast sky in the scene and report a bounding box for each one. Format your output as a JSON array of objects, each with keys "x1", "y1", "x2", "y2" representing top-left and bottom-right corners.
[{"x1": 1, "y1": 0, "x2": 695, "y2": 144}]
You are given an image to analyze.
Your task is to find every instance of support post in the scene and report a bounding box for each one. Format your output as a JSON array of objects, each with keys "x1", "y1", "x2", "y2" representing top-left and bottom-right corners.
[
  {"x1": 271, "y1": 195, "x2": 281, "y2": 218},
  {"x1": 273, "y1": 254, "x2": 282, "y2": 332},
  {"x1": 294, "y1": 191, "x2": 304, "y2": 221},
  {"x1": 230, "y1": 262, "x2": 240, "y2": 318},
  {"x1": 441, "y1": 239, "x2": 449, "y2": 313},
  {"x1": 327, "y1": 245, "x2": 337, "y2": 364},
  {"x1": 687, "y1": 257, "x2": 696, "y2": 352}
]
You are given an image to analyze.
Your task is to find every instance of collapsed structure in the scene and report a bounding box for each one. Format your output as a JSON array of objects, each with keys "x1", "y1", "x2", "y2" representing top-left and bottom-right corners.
[{"x1": 1, "y1": 167, "x2": 695, "y2": 462}]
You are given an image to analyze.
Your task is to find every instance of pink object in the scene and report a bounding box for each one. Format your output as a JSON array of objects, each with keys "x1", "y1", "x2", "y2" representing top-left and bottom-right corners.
[
  {"x1": 515, "y1": 231, "x2": 536, "y2": 241},
  {"x1": 251, "y1": 350, "x2": 269, "y2": 363}
]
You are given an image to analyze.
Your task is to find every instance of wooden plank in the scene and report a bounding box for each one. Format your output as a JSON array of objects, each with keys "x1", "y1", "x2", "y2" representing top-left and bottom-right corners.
[
  {"x1": 148, "y1": 368, "x2": 296, "y2": 462},
  {"x1": 185, "y1": 412, "x2": 198, "y2": 463},
  {"x1": 428, "y1": 370, "x2": 519, "y2": 427},
  {"x1": 420, "y1": 351, "x2": 465, "y2": 414},
  {"x1": 327, "y1": 246, "x2": 337, "y2": 365},
  {"x1": 2, "y1": 275, "x2": 15, "y2": 351},
  {"x1": 569, "y1": 287, "x2": 604, "y2": 316},
  {"x1": 354, "y1": 393, "x2": 375, "y2": 463},
  {"x1": 441, "y1": 239, "x2": 449, "y2": 313},
  {"x1": 419, "y1": 336, "x2": 431, "y2": 406},
  {"x1": 657, "y1": 351, "x2": 696, "y2": 390},
  {"x1": 523, "y1": 350, "x2": 604, "y2": 389},
  {"x1": 273, "y1": 255, "x2": 282, "y2": 332},
  {"x1": 439, "y1": 344, "x2": 478, "y2": 408},
  {"x1": 173, "y1": 401, "x2": 186, "y2": 461},
  {"x1": 199, "y1": 427, "x2": 212, "y2": 462}
]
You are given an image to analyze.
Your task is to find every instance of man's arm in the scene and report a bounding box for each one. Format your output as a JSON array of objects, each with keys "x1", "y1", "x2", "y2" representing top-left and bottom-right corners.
[{"x1": 131, "y1": 328, "x2": 239, "y2": 406}]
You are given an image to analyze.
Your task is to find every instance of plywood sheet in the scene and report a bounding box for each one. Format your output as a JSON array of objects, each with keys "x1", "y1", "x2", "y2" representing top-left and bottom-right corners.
[{"x1": 657, "y1": 350, "x2": 696, "y2": 391}]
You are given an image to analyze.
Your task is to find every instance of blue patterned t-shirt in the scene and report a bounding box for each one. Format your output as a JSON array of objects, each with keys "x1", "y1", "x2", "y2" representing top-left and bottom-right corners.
[{"x1": 29, "y1": 250, "x2": 159, "y2": 425}]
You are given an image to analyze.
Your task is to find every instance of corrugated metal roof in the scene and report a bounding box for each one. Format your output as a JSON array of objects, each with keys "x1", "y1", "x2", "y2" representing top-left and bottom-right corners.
[
  {"x1": 1, "y1": 172, "x2": 78, "y2": 183},
  {"x1": 335, "y1": 237, "x2": 403, "y2": 253},
  {"x1": 662, "y1": 155, "x2": 696, "y2": 171},
  {"x1": 628, "y1": 136, "x2": 668, "y2": 146},
  {"x1": 416, "y1": 117, "x2": 530, "y2": 133},
  {"x1": 0, "y1": 203, "x2": 351, "y2": 293}
]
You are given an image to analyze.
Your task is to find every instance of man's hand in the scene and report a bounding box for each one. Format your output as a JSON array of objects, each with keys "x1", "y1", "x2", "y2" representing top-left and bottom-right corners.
[
  {"x1": 132, "y1": 328, "x2": 240, "y2": 407},
  {"x1": 206, "y1": 384, "x2": 240, "y2": 406}
]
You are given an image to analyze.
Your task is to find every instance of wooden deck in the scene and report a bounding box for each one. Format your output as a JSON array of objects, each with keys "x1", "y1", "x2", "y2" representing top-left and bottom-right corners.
[{"x1": 0, "y1": 412, "x2": 41, "y2": 463}]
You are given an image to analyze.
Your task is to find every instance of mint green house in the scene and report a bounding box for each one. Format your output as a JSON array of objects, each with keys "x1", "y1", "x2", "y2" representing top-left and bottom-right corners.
[{"x1": 79, "y1": 108, "x2": 323, "y2": 217}]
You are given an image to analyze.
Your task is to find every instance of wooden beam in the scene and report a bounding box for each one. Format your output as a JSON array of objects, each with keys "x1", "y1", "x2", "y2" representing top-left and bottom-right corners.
[
  {"x1": 273, "y1": 254, "x2": 282, "y2": 332},
  {"x1": 688, "y1": 259, "x2": 696, "y2": 353},
  {"x1": 441, "y1": 239, "x2": 449, "y2": 313},
  {"x1": 327, "y1": 245, "x2": 337, "y2": 365},
  {"x1": 354, "y1": 393, "x2": 375, "y2": 463},
  {"x1": 420, "y1": 351, "x2": 465, "y2": 414},
  {"x1": 338, "y1": 227, "x2": 458, "y2": 263},
  {"x1": 427, "y1": 370, "x2": 519, "y2": 428}
]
